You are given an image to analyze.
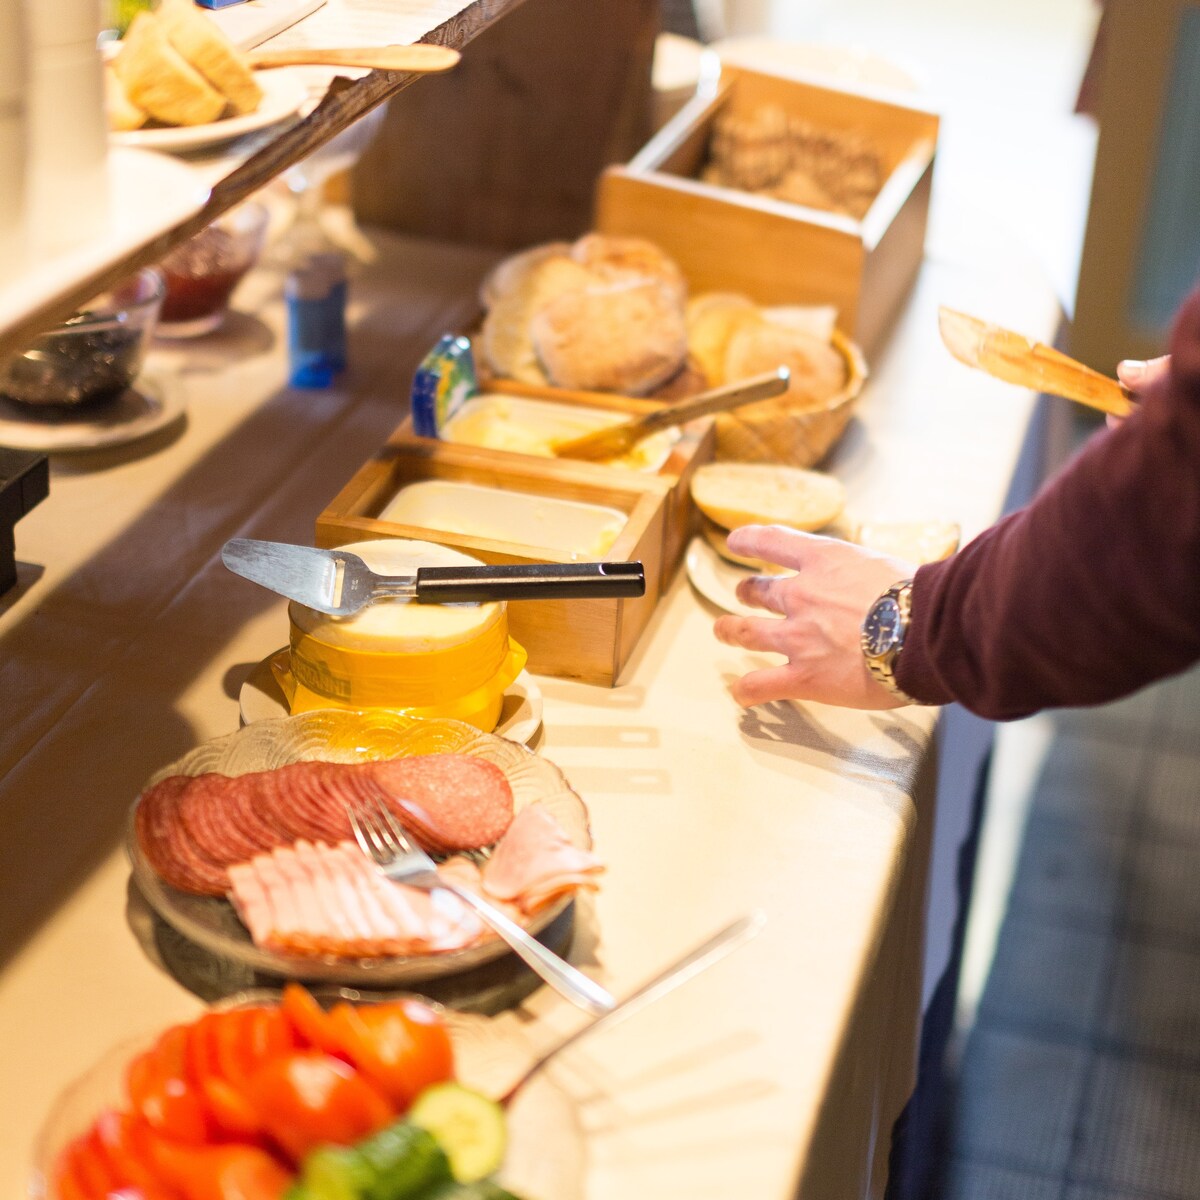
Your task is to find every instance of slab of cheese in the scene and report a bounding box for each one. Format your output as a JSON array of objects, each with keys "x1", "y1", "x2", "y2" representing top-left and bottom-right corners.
[{"x1": 284, "y1": 539, "x2": 525, "y2": 730}]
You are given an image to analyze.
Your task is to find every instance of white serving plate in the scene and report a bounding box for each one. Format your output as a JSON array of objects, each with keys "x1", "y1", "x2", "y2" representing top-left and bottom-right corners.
[
  {"x1": 0, "y1": 368, "x2": 184, "y2": 453},
  {"x1": 110, "y1": 69, "x2": 309, "y2": 153}
]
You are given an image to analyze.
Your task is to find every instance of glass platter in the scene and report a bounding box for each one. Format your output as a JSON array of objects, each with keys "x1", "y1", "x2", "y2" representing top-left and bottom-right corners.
[
  {"x1": 28, "y1": 994, "x2": 585, "y2": 1200},
  {"x1": 127, "y1": 711, "x2": 592, "y2": 985}
]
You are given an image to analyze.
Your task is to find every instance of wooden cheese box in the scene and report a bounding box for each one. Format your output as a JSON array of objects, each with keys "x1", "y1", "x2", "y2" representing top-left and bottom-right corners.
[
  {"x1": 314, "y1": 439, "x2": 671, "y2": 686},
  {"x1": 594, "y1": 62, "x2": 940, "y2": 356},
  {"x1": 385, "y1": 375, "x2": 714, "y2": 589}
]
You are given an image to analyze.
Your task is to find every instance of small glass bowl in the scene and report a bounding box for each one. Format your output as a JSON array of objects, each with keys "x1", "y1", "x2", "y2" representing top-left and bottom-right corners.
[
  {"x1": 0, "y1": 268, "x2": 164, "y2": 408},
  {"x1": 155, "y1": 201, "x2": 270, "y2": 339}
]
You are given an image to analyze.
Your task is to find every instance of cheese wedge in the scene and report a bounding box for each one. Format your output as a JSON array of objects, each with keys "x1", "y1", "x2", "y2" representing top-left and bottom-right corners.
[
  {"x1": 114, "y1": 11, "x2": 226, "y2": 127},
  {"x1": 158, "y1": 0, "x2": 263, "y2": 116}
]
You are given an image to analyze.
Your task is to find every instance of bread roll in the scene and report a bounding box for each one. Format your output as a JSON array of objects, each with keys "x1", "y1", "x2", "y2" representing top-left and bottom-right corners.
[
  {"x1": 114, "y1": 11, "x2": 226, "y2": 127},
  {"x1": 531, "y1": 279, "x2": 688, "y2": 395},
  {"x1": 478, "y1": 241, "x2": 573, "y2": 311},
  {"x1": 691, "y1": 461, "x2": 847, "y2": 533},
  {"x1": 480, "y1": 254, "x2": 595, "y2": 384},
  {"x1": 158, "y1": 0, "x2": 262, "y2": 116},
  {"x1": 569, "y1": 233, "x2": 688, "y2": 304},
  {"x1": 685, "y1": 292, "x2": 759, "y2": 386},
  {"x1": 724, "y1": 322, "x2": 847, "y2": 410}
]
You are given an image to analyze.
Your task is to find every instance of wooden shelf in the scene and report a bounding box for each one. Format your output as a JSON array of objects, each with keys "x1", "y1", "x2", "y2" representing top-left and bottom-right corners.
[{"x1": 0, "y1": 0, "x2": 528, "y2": 362}]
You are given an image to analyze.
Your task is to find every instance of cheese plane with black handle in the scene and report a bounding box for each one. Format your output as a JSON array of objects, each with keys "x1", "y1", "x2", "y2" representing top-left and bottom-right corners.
[{"x1": 221, "y1": 538, "x2": 645, "y2": 616}]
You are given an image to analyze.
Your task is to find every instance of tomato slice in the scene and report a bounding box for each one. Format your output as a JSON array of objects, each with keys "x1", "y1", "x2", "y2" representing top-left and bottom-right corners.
[
  {"x1": 243, "y1": 1006, "x2": 297, "y2": 1067},
  {"x1": 244, "y1": 1050, "x2": 395, "y2": 1164},
  {"x1": 93, "y1": 1111, "x2": 173, "y2": 1195},
  {"x1": 280, "y1": 984, "x2": 345, "y2": 1058},
  {"x1": 325, "y1": 999, "x2": 454, "y2": 1111},
  {"x1": 185, "y1": 1015, "x2": 223, "y2": 1090},
  {"x1": 66, "y1": 1129, "x2": 122, "y2": 1198},
  {"x1": 142, "y1": 1133, "x2": 292, "y2": 1200},
  {"x1": 127, "y1": 1047, "x2": 211, "y2": 1145},
  {"x1": 52, "y1": 1136, "x2": 102, "y2": 1200}
]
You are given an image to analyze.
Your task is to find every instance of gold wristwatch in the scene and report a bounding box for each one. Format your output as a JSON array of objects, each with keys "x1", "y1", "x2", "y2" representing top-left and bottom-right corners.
[{"x1": 861, "y1": 579, "x2": 919, "y2": 703}]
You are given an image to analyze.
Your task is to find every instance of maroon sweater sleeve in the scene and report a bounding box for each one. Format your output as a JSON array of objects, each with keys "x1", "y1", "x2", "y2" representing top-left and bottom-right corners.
[{"x1": 894, "y1": 286, "x2": 1200, "y2": 721}]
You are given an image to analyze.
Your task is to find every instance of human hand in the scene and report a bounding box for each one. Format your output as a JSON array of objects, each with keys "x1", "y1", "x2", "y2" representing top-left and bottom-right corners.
[
  {"x1": 1108, "y1": 355, "x2": 1169, "y2": 428},
  {"x1": 712, "y1": 524, "x2": 917, "y2": 710}
]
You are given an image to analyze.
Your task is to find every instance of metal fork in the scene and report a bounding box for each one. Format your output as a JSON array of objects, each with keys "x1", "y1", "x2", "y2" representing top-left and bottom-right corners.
[{"x1": 348, "y1": 797, "x2": 615, "y2": 1015}]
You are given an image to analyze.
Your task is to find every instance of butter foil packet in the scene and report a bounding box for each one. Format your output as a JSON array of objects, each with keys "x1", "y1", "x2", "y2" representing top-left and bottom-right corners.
[{"x1": 410, "y1": 334, "x2": 478, "y2": 439}]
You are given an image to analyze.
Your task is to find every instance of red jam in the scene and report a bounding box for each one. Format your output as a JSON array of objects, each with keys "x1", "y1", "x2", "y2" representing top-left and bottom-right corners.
[{"x1": 158, "y1": 226, "x2": 256, "y2": 323}]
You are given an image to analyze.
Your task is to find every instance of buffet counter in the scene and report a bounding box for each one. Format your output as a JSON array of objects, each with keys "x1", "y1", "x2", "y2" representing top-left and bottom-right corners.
[{"x1": 0, "y1": 214, "x2": 1058, "y2": 1200}]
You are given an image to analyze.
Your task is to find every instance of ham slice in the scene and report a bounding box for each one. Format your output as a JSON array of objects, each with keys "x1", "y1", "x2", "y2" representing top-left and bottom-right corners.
[
  {"x1": 482, "y1": 804, "x2": 604, "y2": 914},
  {"x1": 225, "y1": 806, "x2": 602, "y2": 958},
  {"x1": 227, "y1": 840, "x2": 483, "y2": 958}
]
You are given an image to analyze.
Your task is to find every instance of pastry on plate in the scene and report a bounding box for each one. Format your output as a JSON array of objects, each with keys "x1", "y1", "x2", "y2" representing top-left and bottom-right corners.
[
  {"x1": 114, "y1": 11, "x2": 226, "y2": 127},
  {"x1": 157, "y1": 0, "x2": 263, "y2": 116}
]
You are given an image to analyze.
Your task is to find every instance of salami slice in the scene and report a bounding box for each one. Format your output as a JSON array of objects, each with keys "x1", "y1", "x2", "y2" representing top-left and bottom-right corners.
[
  {"x1": 369, "y1": 755, "x2": 514, "y2": 850},
  {"x1": 136, "y1": 776, "x2": 229, "y2": 896},
  {"x1": 134, "y1": 753, "x2": 517, "y2": 896}
]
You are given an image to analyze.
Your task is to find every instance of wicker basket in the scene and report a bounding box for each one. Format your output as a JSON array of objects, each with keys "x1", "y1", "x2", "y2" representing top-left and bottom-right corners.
[{"x1": 713, "y1": 329, "x2": 867, "y2": 466}]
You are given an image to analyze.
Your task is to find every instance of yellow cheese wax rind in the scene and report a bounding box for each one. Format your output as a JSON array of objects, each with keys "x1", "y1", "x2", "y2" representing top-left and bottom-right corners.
[
  {"x1": 278, "y1": 636, "x2": 527, "y2": 732},
  {"x1": 281, "y1": 539, "x2": 525, "y2": 732}
]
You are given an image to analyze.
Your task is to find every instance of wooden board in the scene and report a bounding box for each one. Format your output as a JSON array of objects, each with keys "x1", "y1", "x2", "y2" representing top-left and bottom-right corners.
[
  {"x1": 352, "y1": 0, "x2": 660, "y2": 248},
  {"x1": 594, "y1": 63, "x2": 939, "y2": 356},
  {"x1": 315, "y1": 441, "x2": 670, "y2": 686}
]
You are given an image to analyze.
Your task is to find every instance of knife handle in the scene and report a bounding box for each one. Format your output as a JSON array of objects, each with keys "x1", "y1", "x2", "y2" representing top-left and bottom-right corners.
[{"x1": 413, "y1": 561, "x2": 646, "y2": 602}]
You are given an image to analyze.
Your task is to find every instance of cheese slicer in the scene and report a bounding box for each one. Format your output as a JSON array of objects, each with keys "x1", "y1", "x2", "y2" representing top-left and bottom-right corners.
[
  {"x1": 938, "y1": 306, "x2": 1134, "y2": 418},
  {"x1": 221, "y1": 539, "x2": 645, "y2": 615},
  {"x1": 551, "y1": 368, "x2": 791, "y2": 462}
]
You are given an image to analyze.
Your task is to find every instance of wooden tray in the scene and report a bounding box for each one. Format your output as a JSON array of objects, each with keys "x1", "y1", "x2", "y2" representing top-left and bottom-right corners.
[
  {"x1": 594, "y1": 62, "x2": 940, "y2": 356},
  {"x1": 394, "y1": 374, "x2": 715, "y2": 586},
  {"x1": 315, "y1": 440, "x2": 670, "y2": 686}
]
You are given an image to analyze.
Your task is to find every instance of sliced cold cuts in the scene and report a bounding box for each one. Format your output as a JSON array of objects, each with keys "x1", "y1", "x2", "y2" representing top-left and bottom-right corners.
[{"x1": 136, "y1": 753, "x2": 515, "y2": 896}]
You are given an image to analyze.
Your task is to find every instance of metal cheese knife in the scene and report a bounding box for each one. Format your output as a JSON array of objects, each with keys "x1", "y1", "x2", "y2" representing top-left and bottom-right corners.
[{"x1": 221, "y1": 538, "x2": 646, "y2": 615}]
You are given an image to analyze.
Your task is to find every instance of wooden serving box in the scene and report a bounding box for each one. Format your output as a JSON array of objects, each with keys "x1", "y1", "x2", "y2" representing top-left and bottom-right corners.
[
  {"x1": 389, "y1": 375, "x2": 714, "y2": 587},
  {"x1": 315, "y1": 439, "x2": 671, "y2": 687},
  {"x1": 594, "y1": 62, "x2": 940, "y2": 356}
]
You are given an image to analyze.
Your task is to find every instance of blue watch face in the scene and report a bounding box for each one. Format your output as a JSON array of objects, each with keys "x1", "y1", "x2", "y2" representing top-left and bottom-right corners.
[{"x1": 864, "y1": 596, "x2": 902, "y2": 656}]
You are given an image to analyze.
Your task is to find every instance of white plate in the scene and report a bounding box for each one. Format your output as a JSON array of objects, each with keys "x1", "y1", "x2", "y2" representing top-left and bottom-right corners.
[
  {"x1": 685, "y1": 534, "x2": 773, "y2": 618},
  {"x1": 239, "y1": 646, "x2": 545, "y2": 746},
  {"x1": 111, "y1": 70, "x2": 309, "y2": 153},
  {"x1": 0, "y1": 369, "x2": 184, "y2": 453}
]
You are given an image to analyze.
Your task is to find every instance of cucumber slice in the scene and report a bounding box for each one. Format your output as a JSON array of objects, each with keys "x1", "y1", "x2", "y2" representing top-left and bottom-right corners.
[
  {"x1": 424, "y1": 1183, "x2": 524, "y2": 1200},
  {"x1": 301, "y1": 1146, "x2": 374, "y2": 1200},
  {"x1": 358, "y1": 1122, "x2": 453, "y2": 1200},
  {"x1": 408, "y1": 1083, "x2": 508, "y2": 1183},
  {"x1": 300, "y1": 1123, "x2": 451, "y2": 1200}
]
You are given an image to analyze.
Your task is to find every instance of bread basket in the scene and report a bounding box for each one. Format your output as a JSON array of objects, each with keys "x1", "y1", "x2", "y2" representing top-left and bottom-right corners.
[{"x1": 713, "y1": 329, "x2": 866, "y2": 467}]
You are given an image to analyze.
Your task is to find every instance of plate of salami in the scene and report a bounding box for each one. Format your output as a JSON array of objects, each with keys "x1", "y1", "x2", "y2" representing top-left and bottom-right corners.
[{"x1": 127, "y1": 711, "x2": 601, "y2": 985}]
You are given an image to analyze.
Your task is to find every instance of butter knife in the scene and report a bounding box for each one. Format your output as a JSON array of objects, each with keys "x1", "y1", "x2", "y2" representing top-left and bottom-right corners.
[
  {"x1": 221, "y1": 538, "x2": 645, "y2": 615},
  {"x1": 938, "y1": 306, "x2": 1134, "y2": 418}
]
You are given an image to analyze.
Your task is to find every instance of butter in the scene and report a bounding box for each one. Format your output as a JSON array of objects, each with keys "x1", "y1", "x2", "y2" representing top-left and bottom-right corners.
[
  {"x1": 378, "y1": 480, "x2": 628, "y2": 559},
  {"x1": 441, "y1": 393, "x2": 679, "y2": 472},
  {"x1": 280, "y1": 539, "x2": 526, "y2": 731}
]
